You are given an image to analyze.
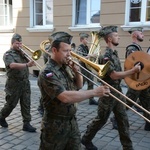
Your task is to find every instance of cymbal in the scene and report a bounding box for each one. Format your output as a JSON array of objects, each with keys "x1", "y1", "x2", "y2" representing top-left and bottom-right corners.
[{"x1": 124, "y1": 51, "x2": 150, "y2": 90}]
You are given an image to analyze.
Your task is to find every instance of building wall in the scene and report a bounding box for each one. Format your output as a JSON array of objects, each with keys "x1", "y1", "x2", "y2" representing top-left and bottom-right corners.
[{"x1": 0, "y1": 0, "x2": 149, "y2": 73}]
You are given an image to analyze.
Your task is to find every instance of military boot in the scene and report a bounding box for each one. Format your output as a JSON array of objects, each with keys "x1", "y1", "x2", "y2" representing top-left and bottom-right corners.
[
  {"x1": 0, "y1": 118, "x2": 8, "y2": 127},
  {"x1": 81, "y1": 137, "x2": 98, "y2": 150},
  {"x1": 144, "y1": 121, "x2": 150, "y2": 131},
  {"x1": 23, "y1": 122, "x2": 36, "y2": 132}
]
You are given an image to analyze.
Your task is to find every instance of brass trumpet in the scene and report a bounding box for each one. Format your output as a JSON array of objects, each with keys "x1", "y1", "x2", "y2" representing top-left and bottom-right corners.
[{"x1": 20, "y1": 44, "x2": 42, "y2": 70}]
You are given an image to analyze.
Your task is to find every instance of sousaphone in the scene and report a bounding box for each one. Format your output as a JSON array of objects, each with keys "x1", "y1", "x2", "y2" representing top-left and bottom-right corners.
[{"x1": 124, "y1": 51, "x2": 150, "y2": 90}]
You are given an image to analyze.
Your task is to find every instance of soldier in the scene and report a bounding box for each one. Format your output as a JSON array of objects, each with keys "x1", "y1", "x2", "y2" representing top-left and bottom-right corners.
[
  {"x1": 38, "y1": 34, "x2": 52, "y2": 116},
  {"x1": 37, "y1": 31, "x2": 110, "y2": 150},
  {"x1": 77, "y1": 33, "x2": 98, "y2": 105},
  {"x1": 0, "y1": 33, "x2": 36, "y2": 132},
  {"x1": 111, "y1": 27, "x2": 150, "y2": 131},
  {"x1": 81, "y1": 26, "x2": 141, "y2": 150}
]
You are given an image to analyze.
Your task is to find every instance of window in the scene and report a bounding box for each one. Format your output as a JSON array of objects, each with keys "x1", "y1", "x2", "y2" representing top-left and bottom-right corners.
[
  {"x1": 125, "y1": 0, "x2": 150, "y2": 26},
  {"x1": 28, "y1": 0, "x2": 53, "y2": 32},
  {"x1": 74, "y1": 0, "x2": 100, "y2": 26},
  {"x1": 0, "y1": 0, "x2": 12, "y2": 26}
]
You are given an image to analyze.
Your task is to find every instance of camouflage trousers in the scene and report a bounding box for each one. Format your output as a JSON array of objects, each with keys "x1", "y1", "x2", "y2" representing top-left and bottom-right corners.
[
  {"x1": 126, "y1": 87, "x2": 150, "y2": 120},
  {"x1": 82, "y1": 86, "x2": 134, "y2": 150},
  {"x1": 39, "y1": 116, "x2": 82, "y2": 150},
  {"x1": 0, "y1": 79, "x2": 31, "y2": 122}
]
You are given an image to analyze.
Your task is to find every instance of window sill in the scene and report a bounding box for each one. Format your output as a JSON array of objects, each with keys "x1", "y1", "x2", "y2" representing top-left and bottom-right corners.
[
  {"x1": 68, "y1": 25, "x2": 101, "y2": 32},
  {"x1": 26, "y1": 27, "x2": 55, "y2": 32},
  {"x1": 0, "y1": 27, "x2": 14, "y2": 33},
  {"x1": 121, "y1": 25, "x2": 150, "y2": 31}
]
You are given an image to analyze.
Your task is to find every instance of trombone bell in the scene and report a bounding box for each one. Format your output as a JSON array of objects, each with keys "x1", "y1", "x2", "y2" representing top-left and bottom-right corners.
[
  {"x1": 32, "y1": 50, "x2": 42, "y2": 60},
  {"x1": 71, "y1": 51, "x2": 109, "y2": 78},
  {"x1": 22, "y1": 44, "x2": 42, "y2": 60}
]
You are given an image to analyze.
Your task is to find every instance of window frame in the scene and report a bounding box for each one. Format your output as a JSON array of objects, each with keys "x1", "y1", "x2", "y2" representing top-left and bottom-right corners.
[
  {"x1": 27, "y1": 0, "x2": 54, "y2": 33},
  {"x1": 122, "y1": 0, "x2": 150, "y2": 31},
  {"x1": 0, "y1": 0, "x2": 13, "y2": 32},
  {"x1": 69, "y1": 0, "x2": 101, "y2": 32}
]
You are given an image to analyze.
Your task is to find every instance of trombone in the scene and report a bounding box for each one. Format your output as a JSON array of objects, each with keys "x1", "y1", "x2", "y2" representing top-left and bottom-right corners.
[
  {"x1": 40, "y1": 40, "x2": 150, "y2": 123},
  {"x1": 70, "y1": 51, "x2": 150, "y2": 123},
  {"x1": 20, "y1": 44, "x2": 42, "y2": 70}
]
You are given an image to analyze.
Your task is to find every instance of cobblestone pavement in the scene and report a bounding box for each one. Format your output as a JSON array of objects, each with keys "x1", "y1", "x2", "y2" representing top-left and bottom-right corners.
[{"x1": 0, "y1": 72, "x2": 150, "y2": 150}]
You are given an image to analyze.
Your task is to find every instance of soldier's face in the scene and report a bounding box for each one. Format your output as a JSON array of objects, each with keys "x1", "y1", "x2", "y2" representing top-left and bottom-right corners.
[
  {"x1": 54, "y1": 42, "x2": 71, "y2": 65},
  {"x1": 136, "y1": 31, "x2": 144, "y2": 42},
  {"x1": 12, "y1": 40, "x2": 22, "y2": 51},
  {"x1": 82, "y1": 38, "x2": 88, "y2": 45},
  {"x1": 111, "y1": 33, "x2": 120, "y2": 46}
]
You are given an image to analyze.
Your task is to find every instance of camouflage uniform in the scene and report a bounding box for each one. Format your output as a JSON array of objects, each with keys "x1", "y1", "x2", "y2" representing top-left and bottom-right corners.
[
  {"x1": 38, "y1": 44, "x2": 51, "y2": 115},
  {"x1": 38, "y1": 59, "x2": 82, "y2": 150},
  {"x1": 0, "y1": 48, "x2": 31, "y2": 123},
  {"x1": 77, "y1": 44, "x2": 94, "y2": 90},
  {"x1": 43, "y1": 45, "x2": 50, "y2": 64},
  {"x1": 125, "y1": 43, "x2": 150, "y2": 127},
  {"x1": 82, "y1": 47, "x2": 133, "y2": 150}
]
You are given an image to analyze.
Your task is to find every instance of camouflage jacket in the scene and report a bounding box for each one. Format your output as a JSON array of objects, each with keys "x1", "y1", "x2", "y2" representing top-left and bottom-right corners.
[
  {"x1": 125, "y1": 42, "x2": 142, "y2": 58},
  {"x1": 3, "y1": 48, "x2": 29, "y2": 79},
  {"x1": 99, "y1": 47, "x2": 122, "y2": 86},
  {"x1": 77, "y1": 44, "x2": 89, "y2": 57},
  {"x1": 38, "y1": 59, "x2": 78, "y2": 118}
]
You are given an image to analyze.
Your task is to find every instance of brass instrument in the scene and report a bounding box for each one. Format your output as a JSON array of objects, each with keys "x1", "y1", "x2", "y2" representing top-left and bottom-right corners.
[
  {"x1": 86, "y1": 31, "x2": 102, "y2": 70},
  {"x1": 20, "y1": 44, "x2": 42, "y2": 70},
  {"x1": 40, "y1": 40, "x2": 51, "y2": 55},
  {"x1": 71, "y1": 51, "x2": 110, "y2": 78},
  {"x1": 39, "y1": 39, "x2": 150, "y2": 123}
]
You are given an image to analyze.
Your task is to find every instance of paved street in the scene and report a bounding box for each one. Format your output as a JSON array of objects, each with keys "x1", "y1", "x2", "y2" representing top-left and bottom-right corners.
[{"x1": 0, "y1": 72, "x2": 150, "y2": 150}]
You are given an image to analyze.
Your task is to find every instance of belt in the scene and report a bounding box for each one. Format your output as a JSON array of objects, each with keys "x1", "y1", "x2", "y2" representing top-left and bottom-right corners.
[
  {"x1": 48, "y1": 114, "x2": 76, "y2": 121},
  {"x1": 8, "y1": 78, "x2": 28, "y2": 81}
]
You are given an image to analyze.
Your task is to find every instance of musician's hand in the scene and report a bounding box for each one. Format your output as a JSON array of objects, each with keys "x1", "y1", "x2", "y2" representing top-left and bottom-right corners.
[
  {"x1": 133, "y1": 62, "x2": 141, "y2": 73},
  {"x1": 68, "y1": 60, "x2": 80, "y2": 73},
  {"x1": 27, "y1": 60, "x2": 36, "y2": 67},
  {"x1": 94, "y1": 85, "x2": 110, "y2": 97}
]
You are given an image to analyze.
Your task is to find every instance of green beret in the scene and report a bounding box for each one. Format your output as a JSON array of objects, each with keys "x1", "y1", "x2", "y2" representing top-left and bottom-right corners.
[
  {"x1": 11, "y1": 33, "x2": 22, "y2": 44},
  {"x1": 49, "y1": 31, "x2": 73, "y2": 44},
  {"x1": 128, "y1": 27, "x2": 143, "y2": 34},
  {"x1": 79, "y1": 33, "x2": 89, "y2": 38},
  {"x1": 99, "y1": 26, "x2": 118, "y2": 37}
]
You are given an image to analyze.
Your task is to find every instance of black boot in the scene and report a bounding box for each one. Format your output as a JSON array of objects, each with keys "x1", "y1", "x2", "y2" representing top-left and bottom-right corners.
[
  {"x1": 23, "y1": 122, "x2": 36, "y2": 132},
  {"x1": 81, "y1": 137, "x2": 98, "y2": 150},
  {"x1": 89, "y1": 98, "x2": 98, "y2": 105},
  {"x1": 110, "y1": 116, "x2": 118, "y2": 130},
  {"x1": 0, "y1": 118, "x2": 8, "y2": 128},
  {"x1": 144, "y1": 121, "x2": 150, "y2": 131}
]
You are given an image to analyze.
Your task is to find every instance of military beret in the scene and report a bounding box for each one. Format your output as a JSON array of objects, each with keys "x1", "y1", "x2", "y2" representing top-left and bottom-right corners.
[
  {"x1": 128, "y1": 27, "x2": 143, "y2": 34},
  {"x1": 49, "y1": 31, "x2": 73, "y2": 44},
  {"x1": 79, "y1": 33, "x2": 89, "y2": 38},
  {"x1": 99, "y1": 26, "x2": 118, "y2": 37},
  {"x1": 11, "y1": 33, "x2": 22, "y2": 44}
]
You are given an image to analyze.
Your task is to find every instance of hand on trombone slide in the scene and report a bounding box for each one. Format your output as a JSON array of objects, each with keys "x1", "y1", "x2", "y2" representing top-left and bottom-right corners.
[
  {"x1": 26, "y1": 60, "x2": 36, "y2": 67},
  {"x1": 94, "y1": 85, "x2": 110, "y2": 97},
  {"x1": 67, "y1": 58, "x2": 80, "y2": 73}
]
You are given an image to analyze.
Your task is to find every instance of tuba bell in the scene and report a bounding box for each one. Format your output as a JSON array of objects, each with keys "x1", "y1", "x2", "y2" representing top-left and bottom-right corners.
[{"x1": 86, "y1": 31, "x2": 103, "y2": 73}]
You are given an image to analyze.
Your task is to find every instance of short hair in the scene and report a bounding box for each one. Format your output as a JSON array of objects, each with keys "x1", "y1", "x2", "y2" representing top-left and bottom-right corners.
[{"x1": 11, "y1": 33, "x2": 22, "y2": 44}]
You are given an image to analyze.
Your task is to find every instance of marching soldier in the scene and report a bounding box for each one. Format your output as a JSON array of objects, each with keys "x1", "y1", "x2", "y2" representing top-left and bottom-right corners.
[
  {"x1": 111, "y1": 27, "x2": 150, "y2": 131},
  {"x1": 38, "y1": 31, "x2": 110, "y2": 150},
  {"x1": 0, "y1": 33, "x2": 36, "y2": 132},
  {"x1": 77, "y1": 33, "x2": 98, "y2": 105},
  {"x1": 81, "y1": 26, "x2": 141, "y2": 150}
]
